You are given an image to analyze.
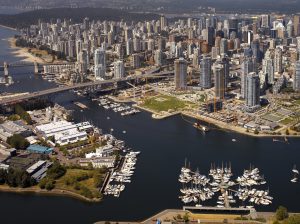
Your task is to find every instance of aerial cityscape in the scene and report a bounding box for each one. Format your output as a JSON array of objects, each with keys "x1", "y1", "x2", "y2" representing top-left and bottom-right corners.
[{"x1": 0, "y1": 0, "x2": 300, "y2": 224}]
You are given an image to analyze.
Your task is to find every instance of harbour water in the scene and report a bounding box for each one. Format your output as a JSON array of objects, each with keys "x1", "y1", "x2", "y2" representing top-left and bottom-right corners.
[{"x1": 0, "y1": 27, "x2": 300, "y2": 224}]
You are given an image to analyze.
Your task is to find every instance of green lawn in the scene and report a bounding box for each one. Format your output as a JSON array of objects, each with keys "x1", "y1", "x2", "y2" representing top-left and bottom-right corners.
[
  {"x1": 280, "y1": 117, "x2": 294, "y2": 125},
  {"x1": 55, "y1": 168, "x2": 104, "y2": 199},
  {"x1": 141, "y1": 95, "x2": 188, "y2": 112}
]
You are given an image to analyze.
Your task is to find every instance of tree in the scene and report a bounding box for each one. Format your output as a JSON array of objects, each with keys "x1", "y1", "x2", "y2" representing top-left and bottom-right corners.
[
  {"x1": 286, "y1": 129, "x2": 290, "y2": 135},
  {"x1": 47, "y1": 161, "x2": 66, "y2": 179},
  {"x1": 276, "y1": 206, "x2": 289, "y2": 221},
  {"x1": 254, "y1": 129, "x2": 259, "y2": 135},
  {"x1": 6, "y1": 134, "x2": 30, "y2": 150},
  {"x1": 0, "y1": 169, "x2": 7, "y2": 184}
]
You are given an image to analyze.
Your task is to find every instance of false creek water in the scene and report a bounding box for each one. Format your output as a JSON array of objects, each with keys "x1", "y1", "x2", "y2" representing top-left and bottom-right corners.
[{"x1": 0, "y1": 27, "x2": 299, "y2": 224}]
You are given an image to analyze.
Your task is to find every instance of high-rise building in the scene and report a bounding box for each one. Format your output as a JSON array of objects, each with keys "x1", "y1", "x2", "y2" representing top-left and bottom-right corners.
[
  {"x1": 245, "y1": 72, "x2": 260, "y2": 109},
  {"x1": 132, "y1": 54, "x2": 140, "y2": 69},
  {"x1": 241, "y1": 57, "x2": 256, "y2": 98},
  {"x1": 274, "y1": 48, "x2": 283, "y2": 73},
  {"x1": 77, "y1": 50, "x2": 88, "y2": 74},
  {"x1": 114, "y1": 60, "x2": 125, "y2": 79},
  {"x1": 174, "y1": 58, "x2": 187, "y2": 90},
  {"x1": 214, "y1": 65, "x2": 225, "y2": 99},
  {"x1": 294, "y1": 61, "x2": 300, "y2": 91},
  {"x1": 94, "y1": 64, "x2": 105, "y2": 80},
  {"x1": 261, "y1": 15, "x2": 271, "y2": 28},
  {"x1": 220, "y1": 38, "x2": 228, "y2": 55},
  {"x1": 262, "y1": 59, "x2": 274, "y2": 85},
  {"x1": 200, "y1": 56, "x2": 212, "y2": 89},
  {"x1": 154, "y1": 50, "x2": 163, "y2": 66},
  {"x1": 126, "y1": 39, "x2": 133, "y2": 55},
  {"x1": 133, "y1": 38, "x2": 141, "y2": 52},
  {"x1": 94, "y1": 48, "x2": 106, "y2": 67},
  {"x1": 293, "y1": 15, "x2": 300, "y2": 36},
  {"x1": 160, "y1": 15, "x2": 167, "y2": 30}
]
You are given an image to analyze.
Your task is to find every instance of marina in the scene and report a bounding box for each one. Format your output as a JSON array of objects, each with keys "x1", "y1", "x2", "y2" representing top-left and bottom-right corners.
[
  {"x1": 103, "y1": 151, "x2": 140, "y2": 197},
  {"x1": 96, "y1": 96, "x2": 141, "y2": 116},
  {"x1": 179, "y1": 161, "x2": 273, "y2": 208}
]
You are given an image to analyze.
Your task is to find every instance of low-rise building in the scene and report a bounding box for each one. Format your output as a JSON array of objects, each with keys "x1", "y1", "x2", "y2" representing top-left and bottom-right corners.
[{"x1": 27, "y1": 144, "x2": 53, "y2": 155}]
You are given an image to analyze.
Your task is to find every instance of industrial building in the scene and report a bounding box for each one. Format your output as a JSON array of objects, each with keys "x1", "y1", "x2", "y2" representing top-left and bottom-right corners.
[{"x1": 35, "y1": 121, "x2": 92, "y2": 146}]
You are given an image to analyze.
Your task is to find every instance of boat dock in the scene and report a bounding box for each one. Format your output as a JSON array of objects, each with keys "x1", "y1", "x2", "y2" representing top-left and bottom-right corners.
[{"x1": 183, "y1": 206, "x2": 258, "y2": 219}]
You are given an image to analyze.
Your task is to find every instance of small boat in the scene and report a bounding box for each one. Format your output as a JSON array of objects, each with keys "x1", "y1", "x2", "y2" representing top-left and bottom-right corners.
[
  {"x1": 232, "y1": 139, "x2": 237, "y2": 142},
  {"x1": 193, "y1": 122, "x2": 209, "y2": 132}
]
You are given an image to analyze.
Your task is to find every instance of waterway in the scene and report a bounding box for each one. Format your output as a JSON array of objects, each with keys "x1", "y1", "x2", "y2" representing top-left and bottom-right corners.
[{"x1": 0, "y1": 27, "x2": 300, "y2": 224}]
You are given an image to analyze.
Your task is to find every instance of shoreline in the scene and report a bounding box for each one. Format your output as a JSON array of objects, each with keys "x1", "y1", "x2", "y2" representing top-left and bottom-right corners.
[
  {"x1": 0, "y1": 24, "x2": 17, "y2": 31},
  {"x1": 136, "y1": 103, "x2": 299, "y2": 138},
  {"x1": 0, "y1": 185, "x2": 102, "y2": 203},
  {"x1": 7, "y1": 37, "x2": 46, "y2": 64}
]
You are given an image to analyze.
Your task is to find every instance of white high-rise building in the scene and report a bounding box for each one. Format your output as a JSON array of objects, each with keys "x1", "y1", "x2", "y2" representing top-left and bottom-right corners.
[
  {"x1": 114, "y1": 60, "x2": 125, "y2": 79},
  {"x1": 294, "y1": 61, "x2": 300, "y2": 91}
]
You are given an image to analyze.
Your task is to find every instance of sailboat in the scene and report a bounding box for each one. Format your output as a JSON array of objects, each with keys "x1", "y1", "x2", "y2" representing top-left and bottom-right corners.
[{"x1": 292, "y1": 165, "x2": 299, "y2": 175}]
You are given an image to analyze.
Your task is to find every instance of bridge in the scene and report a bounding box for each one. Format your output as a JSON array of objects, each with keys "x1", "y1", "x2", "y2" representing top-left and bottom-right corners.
[
  {"x1": 0, "y1": 61, "x2": 74, "y2": 74},
  {"x1": 0, "y1": 71, "x2": 174, "y2": 106}
]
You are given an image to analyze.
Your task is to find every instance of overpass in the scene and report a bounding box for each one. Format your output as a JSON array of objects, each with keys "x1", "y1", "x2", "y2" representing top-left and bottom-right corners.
[{"x1": 0, "y1": 71, "x2": 174, "y2": 106}]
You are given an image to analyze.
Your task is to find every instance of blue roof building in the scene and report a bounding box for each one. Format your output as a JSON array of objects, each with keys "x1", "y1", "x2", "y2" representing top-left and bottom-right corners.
[{"x1": 27, "y1": 144, "x2": 53, "y2": 155}]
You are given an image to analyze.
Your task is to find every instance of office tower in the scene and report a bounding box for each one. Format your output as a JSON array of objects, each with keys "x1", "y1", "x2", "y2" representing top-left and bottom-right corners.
[
  {"x1": 154, "y1": 50, "x2": 163, "y2": 66},
  {"x1": 214, "y1": 65, "x2": 225, "y2": 99},
  {"x1": 116, "y1": 43, "x2": 125, "y2": 59},
  {"x1": 132, "y1": 54, "x2": 140, "y2": 69},
  {"x1": 174, "y1": 58, "x2": 187, "y2": 90},
  {"x1": 274, "y1": 48, "x2": 283, "y2": 73},
  {"x1": 241, "y1": 57, "x2": 256, "y2": 98},
  {"x1": 220, "y1": 38, "x2": 228, "y2": 55},
  {"x1": 246, "y1": 72, "x2": 260, "y2": 108},
  {"x1": 294, "y1": 61, "x2": 300, "y2": 91},
  {"x1": 200, "y1": 56, "x2": 212, "y2": 89},
  {"x1": 126, "y1": 39, "x2": 134, "y2": 55},
  {"x1": 114, "y1": 60, "x2": 125, "y2": 79},
  {"x1": 94, "y1": 48, "x2": 106, "y2": 70}
]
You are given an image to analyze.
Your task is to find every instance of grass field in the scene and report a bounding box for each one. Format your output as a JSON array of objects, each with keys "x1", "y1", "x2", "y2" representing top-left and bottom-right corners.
[
  {"x1": 55, "y1": 169, "x2": 103, "y2": 199},
  {"x1": 280, "y1": 117, "x2": 294, "y2": 125},
  {"x1": 141, "y1": 95, "x2": 189, "y2": 112}
]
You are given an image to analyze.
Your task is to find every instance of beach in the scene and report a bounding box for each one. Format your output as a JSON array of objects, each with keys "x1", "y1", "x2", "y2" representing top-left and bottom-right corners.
[{"x1": 7, "y1": 37, "x2": 46, "y2": 63}]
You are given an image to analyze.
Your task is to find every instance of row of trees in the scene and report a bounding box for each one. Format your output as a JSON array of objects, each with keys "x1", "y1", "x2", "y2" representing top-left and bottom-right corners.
[
  {"x1": 275, "y1": 206, "x2": 300, "y2": 224},
  {"x1": 0, "y1": 168, "x2": 35, "y2": 188}
]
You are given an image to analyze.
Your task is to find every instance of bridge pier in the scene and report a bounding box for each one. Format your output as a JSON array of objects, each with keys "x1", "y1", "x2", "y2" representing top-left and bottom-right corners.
[
  {"x1": 34, "y1": 62, "x2": 39, "y2": 74},
  {"x1": 4, "y1": 62, "x2": 9, "y2": 76}
]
